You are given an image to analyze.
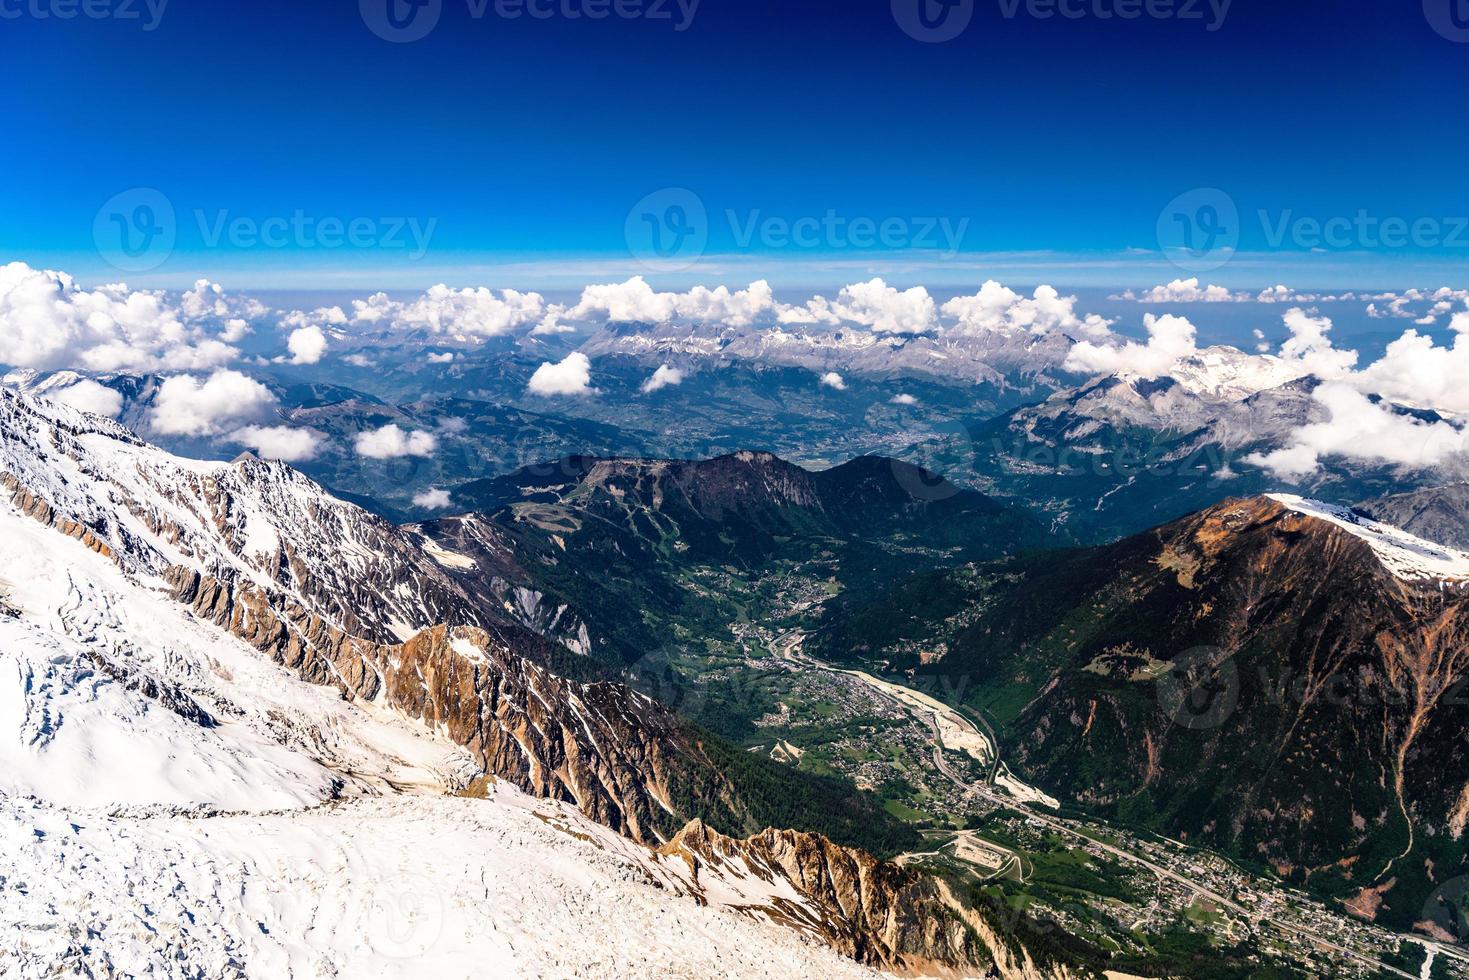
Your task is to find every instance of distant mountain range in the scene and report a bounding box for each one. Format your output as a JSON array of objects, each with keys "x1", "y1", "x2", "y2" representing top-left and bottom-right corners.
[{"x1": 8, "y1": 331, "x2": 1464, "y2": 545}]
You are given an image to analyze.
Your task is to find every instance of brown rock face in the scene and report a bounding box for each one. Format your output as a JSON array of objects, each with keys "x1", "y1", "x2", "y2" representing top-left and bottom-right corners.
[
  {"x1": 661, "y1": 820, "x2": 1079, "y2": 980},
  {"x1": 948, "y1": 496, "x2": 1469, "y2": 930},
  {"x1": 168, "y1": 561, "x2": 691, "y2": 843}
]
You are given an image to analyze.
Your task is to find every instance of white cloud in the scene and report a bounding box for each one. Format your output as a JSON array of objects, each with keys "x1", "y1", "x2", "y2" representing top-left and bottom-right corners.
[
  {"x1": 228, "y1": 425, "x2": 324, "y2": 462},
  {"x1": 284, "y1": 325, "x2": 328, "y2": 365},
  {"x1": 1114, "y1": 278, "x2": 1246, "y2": 303},
  {"x1": 149, "y1": 370, "x2": 277, "y2": 436},
  {"x1": 1365, "y1": 287, "x2": 1469, "y2": 324},
  {"x1": 350, "y1": 285, "x2": 546, "y2": 339},
  {"x1": 527, "y1": 352, "x2": 595, "y2": 397},
  {"x1": 426, "y1": 352, "x2": 455, "y2": 364},
  {"x1": 818, "y1": 371, "x2": 847, "y2": 391},
  {"x1": 944, "y1": 281, "x2": 1112, "y2": 338},
  {"x1": 1353, "y1": 319, "x2": 1469, "y2": 417},
  {"x1": 890, "y1": 393, "x2": 917, "y2": 405},
  {"x1": 354, "y1": 424, "x2": 438, "y2": 459},
  {"x1": 48, "y1": 379, "x2": 123, "y2": 418},
  {"x1": 0, "y1": 263, "x2": 245, "y2": 373},
  {"x1": 1113, "y1": 282, "x2": 1354, "y2": 306},
  {"x1": 530, "y1": 316, "x2": 576, "y2": 336},
  {"x1": 179, "y1": 279, "x2": 269, "y2": 326},
  {"x1": 1063, "y1": 313, "x2": 1199, "y2": 379},
  {"x1": 782, "y1": 278, "x2": 936, "y2": 335},
  {"x1": 1245, "y1": 383, "x2": 1468, "y2": 480},
  {"x1": 412, "y1": 488, "x2": 454, "y2": 510},
  {"x1": 1275, "y1": 308, "x2": 1357, "y2": 380},
  {"x1": 640, "y1": 364, "x2": 684, "y2": 393},
  {"x1": 549, "y1": 277, "x2": 781, "y2": 329}
]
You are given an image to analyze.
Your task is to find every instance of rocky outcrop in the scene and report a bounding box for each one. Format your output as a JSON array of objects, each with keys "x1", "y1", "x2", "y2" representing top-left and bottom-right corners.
[
  {"x1": 661, "y1": 820, "x2": 1083, "y2": 980},
  {"x1": 166, "y1": 561, "x2": 689, "y2": 843}
]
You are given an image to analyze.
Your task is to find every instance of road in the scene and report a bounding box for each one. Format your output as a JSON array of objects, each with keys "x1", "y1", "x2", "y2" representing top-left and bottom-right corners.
[{"x1": 773, "y1": 629, "x2": 1431, "y2": 980}]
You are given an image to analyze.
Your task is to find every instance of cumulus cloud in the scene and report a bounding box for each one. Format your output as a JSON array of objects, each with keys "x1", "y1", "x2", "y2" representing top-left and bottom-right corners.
[
  {"x1": 1063, "y1": 313, "x2": 1199, "y2": 379},
  {"x1": 48, "y1": 379, "x2": 123, "y2": 418},
  {"x1": 1245, "y1": 383, "x2": 1468, "y2": 480},
  {"x1": 149, "y1": 370, "x2": 277, "y2": 436},
  {"x1": 349, "y1": 285, "x2": 546, "y2": 339},
  {"x1": 354, "y1": 424, "x2": 438, "y2": 459},
  {"x1": 1365, "y1": 287, "x2": 1469, "y2": 324},
  {"x1": 411, "y1": 488, "x2": 453, "y2": 510},
  {"x1": 890, "y1": 393, "x2": 917, "y2": 405},
  {"x1": 0, "y1": 263, "x2": 246, "y2": 373},
  {"x1": 1114, "y1": 279, "x2": 1246, "y2": 303},
  {"x1": 284, "y1": 325, "x2": 328, "y2": 365},
  {"x1": 426, "y1": 352, "x2": 455, "y2": 364},
  {"x1": 545, "y1": 277, "x2": 781, "y2": 331},
  {"x1": 640, "y1": 364, "x2": 684, "y2": 393},
  {"x1": 944, "y1": 281, "x2": 1112, "y2": 338},
  {"x1": 1275, "y1": 308, "x2": 1357, "y2": 380},
  {"x1": 782, "y1": 278, "x2": 937, "y2": 335},
  {"x1": 527, "y1": 352, "x2": 595, "y2": 397},
  {"x1": 1353, "y1": 318, "x2": 1469, "y2": 417},
  {"x1": 179, "y1": 278, "x2": 269, "y2": 327},
  {"x1": 819, "y1": 371, "x2": 847, "y2": 390},
  {"x1": 228, "y1": 425, "x2": 324, "y2": 462}
]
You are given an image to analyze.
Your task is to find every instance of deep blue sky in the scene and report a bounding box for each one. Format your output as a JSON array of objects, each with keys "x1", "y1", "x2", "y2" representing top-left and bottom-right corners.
[{"x1": 3, "y1": 0, "x2": 1466, "y2": 289}]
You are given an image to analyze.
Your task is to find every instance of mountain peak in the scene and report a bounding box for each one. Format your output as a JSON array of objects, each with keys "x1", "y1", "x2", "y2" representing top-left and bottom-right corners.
[{"x1": 1265, "y1": 492, "x2": 1469, "y2": 583}]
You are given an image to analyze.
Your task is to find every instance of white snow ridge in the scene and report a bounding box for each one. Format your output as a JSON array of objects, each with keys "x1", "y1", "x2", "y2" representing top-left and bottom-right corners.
[
  {"x1": 0, "y1": 387, "x2": 886, "y2": 980},
  {"x1": 1267, "y1": 493, "x2": 1469, "y2": 583}
]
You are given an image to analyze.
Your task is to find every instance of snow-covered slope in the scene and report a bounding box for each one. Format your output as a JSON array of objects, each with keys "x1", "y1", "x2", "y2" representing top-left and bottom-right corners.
[
  {"x1": 1267, "y1": 493, "x2": 1469, "y2": 583},
  {"x1": 0, "y1": 786, "x2": 897, "y2": 980},
  {"x1": 0, "y1": 418, "x2": 894, "y2": 978},
  {"x1": 0, "y1": 386, "x2": 480, "y2": 644},
  {"x1": 0, "y1": 386, "x2": 1060, "y2": 979}
]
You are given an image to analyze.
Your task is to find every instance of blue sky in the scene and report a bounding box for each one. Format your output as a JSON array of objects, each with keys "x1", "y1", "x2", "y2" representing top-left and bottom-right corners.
[{"x1": 3, "y1": 0, "x2": 1467, "y2": 289}]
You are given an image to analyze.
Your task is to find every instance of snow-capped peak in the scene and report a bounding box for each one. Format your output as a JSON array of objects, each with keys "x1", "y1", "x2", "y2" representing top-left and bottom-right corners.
[
  {"x1": 1267, "y1": 492, "x2": 1469, "y2": 582},
  {"x1": 1131, "y1": 345, "x2": 1307, "y2": 402}
]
